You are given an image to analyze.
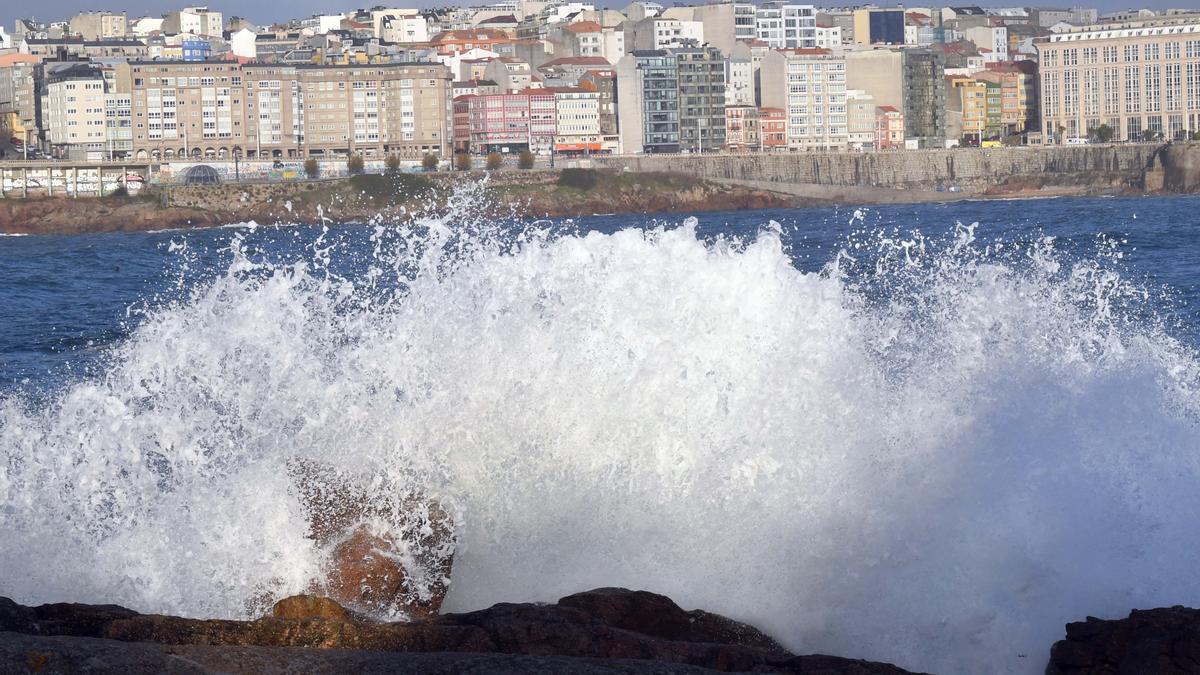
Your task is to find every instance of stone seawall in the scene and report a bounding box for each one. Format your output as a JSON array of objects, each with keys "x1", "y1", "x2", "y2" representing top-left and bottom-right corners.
[{"x1": 586, "y1": 145, "x2": 1167, "y2": 196}]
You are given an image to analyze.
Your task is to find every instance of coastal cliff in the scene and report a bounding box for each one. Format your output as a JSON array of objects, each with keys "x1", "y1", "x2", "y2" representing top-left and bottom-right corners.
[
  {"x1": 6, "y1": 144, "x2": 1200, "y2": 235},
  {"x1": 0, "y1": 170, "x2": 794, "y2": 235}
]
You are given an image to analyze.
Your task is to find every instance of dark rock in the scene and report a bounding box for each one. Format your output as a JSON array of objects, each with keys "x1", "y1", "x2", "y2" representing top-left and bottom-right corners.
[
  {"x1": 0, "y1": 589, "x2": 920, "y2": 673},
  {"x1": 284, "y1": 459, "x2": 455, "y2": 621},
  {"x1": 271, "y1": 595, "x2": 355, "y2": 622},
  {"x1": 1046, "y1": 606, "x2": 1200, "y2": 673}
]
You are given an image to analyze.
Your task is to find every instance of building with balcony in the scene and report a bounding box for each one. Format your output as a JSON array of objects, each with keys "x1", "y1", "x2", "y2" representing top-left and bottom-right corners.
[
  {"x1": 756, "y1": 2, "x2": 817, "y2": 49},
  {"x1": 615, "y1": 49, "x2": 680, "y2": 153},
  {"x1": 672, "y1": 46, "x2": 725, "y2": 152},
  {"x1": 123, "y1": 61, "x2": 451, "y2": 161},
  {"x1": 759, "y1": 47, "x2": 848, "y2": 150}
]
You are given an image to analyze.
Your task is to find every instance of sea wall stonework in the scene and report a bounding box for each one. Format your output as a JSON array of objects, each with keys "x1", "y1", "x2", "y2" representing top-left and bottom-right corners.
[{"x1": 589, "y1": 145, "x2": 1164, "y2": 192}]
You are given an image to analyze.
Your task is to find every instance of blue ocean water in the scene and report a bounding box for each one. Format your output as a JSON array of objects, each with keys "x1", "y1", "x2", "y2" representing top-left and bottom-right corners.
[
  {"x1": 2, "y1": 194, "x2": 1199, "y2": 391},
  {"x1": 3, "y1": 193, "x2": 1200, "y2": 674}
]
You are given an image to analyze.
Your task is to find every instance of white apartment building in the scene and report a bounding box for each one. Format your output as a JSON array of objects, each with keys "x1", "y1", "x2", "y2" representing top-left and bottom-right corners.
[
  {"x1": 552, "y1": 87, "x2": 601, "y2": 151},
  {"x1": 374, "y1": 10, "x2": 430, "y2": 44},
  {"x1": 760, "y1": 48, "x2": 849, "y2": 149},
  {"x1": 163, "y1": 7, "x2": 223, "y2": 39},
  {"x1": 229, "y1": 28, "x2": 257, "y2": 59},
  {"x1": 1037, "y1": 15, "x2": 1200, "y2": 141},
  {"x1": 846, "y1": 88, "x2": 875, "y2": 148},
  {"x1": 628, "y1": 17, "x2": 703, "y2": 50},
  {"x1": 756, "y1": 2, "x2": 817, "y2": 49},
  {"x1": 725, "y1": 56, "x2": 754, "y2": 105},
  {"x1": 963, "y1": 25, "x2": 1009, "y2": 62},
  {"x1": 815, "y1": 25, "x2": 843, "y2": 48},
  {"x1": 42, "y1": 65, "x2": 110, "y2": 159}
]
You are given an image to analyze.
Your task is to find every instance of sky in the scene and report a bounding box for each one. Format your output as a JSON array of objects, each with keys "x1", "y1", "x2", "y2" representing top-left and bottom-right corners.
[{"x1": 3, "y1": 0, "x2": 1193, "y2": 36}]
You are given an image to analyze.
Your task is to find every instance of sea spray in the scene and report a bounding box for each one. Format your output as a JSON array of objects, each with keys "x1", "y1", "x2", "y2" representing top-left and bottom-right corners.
[{"x1": 1, "y1": 194, "x2": 1199, "y2": 674}]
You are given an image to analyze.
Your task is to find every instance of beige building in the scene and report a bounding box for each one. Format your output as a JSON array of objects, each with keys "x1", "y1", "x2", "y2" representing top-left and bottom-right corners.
[
  {"x1": 124, "y1": 61, "x2": 452, "y2": 161},
  {"x1": 1037, "y1": 14, "x2": 1200, "y2": 141},
  {"x1": 846, "y1": 89, "x2": 876, "y2": 148},
  {"x1": 760, "y1": 48, "x2": 849, "y2": 150},
  {"x1": 845, "y1": 48, "x2": 903, "y2": 110},
  {"x1": 68, "y1": 12, "x2": 128, "y2": 40},
  {"x1": 42, "y1": 64, "x2": 112, "y2": 159},
  {"x1": 162, "y1": 6, "x2": 224, "y2": 38}
]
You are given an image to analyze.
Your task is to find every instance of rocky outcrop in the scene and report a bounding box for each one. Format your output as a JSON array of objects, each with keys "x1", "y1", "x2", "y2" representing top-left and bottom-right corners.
[
  {"x1": 282, "y1": 459, "x2": 455, "y2": 621},
  {"x1": 1046, "y1": 606, "x2": 1200, "y2": 673},
  {"x1": 0, "y1": 171, "x2": 798, "y2": 235},
  {"x1": 1150, "y1": 142, "x2": 1200, "y2": 194},
  {"x1": 0, "y1": 588, "x2": 920, "y2": 674}
]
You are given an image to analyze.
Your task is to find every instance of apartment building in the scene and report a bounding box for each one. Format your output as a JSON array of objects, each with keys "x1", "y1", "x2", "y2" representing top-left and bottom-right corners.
[
  {"x1": 615, "y1": 50, "x2": 680, "y2": 153},
  {"x1": 846, "y1": 89, "x2": 876, "y2": 148},
  {"x1": 580, "y1": 66, "x2": 619, "y2": 152},
  {"x1": 673, "y1": 46, "x2": 725, "y2": 152},
  {"x1": 68, "y1": 12, "x2": 128, "y2": 41},
  {"x1": 874, "y1": 105, "x2": 904, "y2": 148},
  {"x1": 550, "y1": 87, "x2": 602, "y2": 152},
  {"x1": 756, "y1": 2, "x2": 817, "y2": 49},
  {"x1": 724, "y1": 105, "x2": 760, "y2": 150},
  {"x1": 454, "y1": 89, "x2": 556, "y2": 154},
  {"x1": 162, "y1": 6, "x2": 224, "y2": 39},
  {"x1": 947, "y1": 75, "x2": 1001, "y2": 142},
  {"x1": 659, "y1": 2, "x2": 755, "y2": 54},
  {"x1": 902, "y1": 47, "x2": 947, "y2": 146},
  {"x1": 760, "y1": 47, "x2": 849, "y2": 150},
  {"x1": 41, "y1": 63, "x2": 110, "y2": 159},
  {"x1": 976, "y1": 60, "x2": 1038, "y2": 134},
  {"x1": 626, "y1": 17, "x2": 703, "y2": 51},
  {"x1": 124, "y1": 61, "x2": 452, "y2": 161},
  {"x1": 1037, "y1": 15, "x2": 1200, "y2": 141},
  {"x1": 759, "y1": 107, "x2": 787, "y2": 149},
  {"x1": 0, "y1": 55, "x2": 43, "y2": 149},
  {"x1": 725, "y1": 55, "x2": 754, "y2": 106},
  {"x1": 852, "y1": 9, "x2": 905, "y2": 45}
]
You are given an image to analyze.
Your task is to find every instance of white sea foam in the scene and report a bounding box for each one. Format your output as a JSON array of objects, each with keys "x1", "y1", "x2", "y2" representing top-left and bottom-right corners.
[{"x1": 1, "y1": 192, "x2": 1199, "y2": 674}]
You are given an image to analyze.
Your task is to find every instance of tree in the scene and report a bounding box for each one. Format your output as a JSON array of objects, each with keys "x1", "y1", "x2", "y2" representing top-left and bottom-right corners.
[
  {"x1": 347, "y1": 154, "x2": 365, "y2": 175},
  {"x1": 1091, "y1": 124, "x2": 1115, "y2": 143},
  {"x1": 1056, "y1": 124, "x2": 1067, "y2": 143},
  {"x1": 422, "y1": 153, "x2": 439, "y2": 171},
  {"x1": 385, "y1": 154, "x2": 401, "y2": 173},
  {"x1": 486, "y1": 152, "x2": 503, "y2": 170},
  {"x1": 1191, "y1": 130, "x2": 1200, "y2": 142},
  {"x1": 517, "y1": 149, "x2": 535, "y2": 170},
  {"x1": 304, "y1": 158, "x2": 320, "y2": 179},
  {"x1": 455, "y1": 153, "x2": 472, "y2": 171}
]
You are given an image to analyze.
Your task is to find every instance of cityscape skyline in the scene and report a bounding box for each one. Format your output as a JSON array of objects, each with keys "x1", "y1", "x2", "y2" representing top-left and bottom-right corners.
[{"x1": 3, "y1": 0, "x2": 1194, "y2": 33}]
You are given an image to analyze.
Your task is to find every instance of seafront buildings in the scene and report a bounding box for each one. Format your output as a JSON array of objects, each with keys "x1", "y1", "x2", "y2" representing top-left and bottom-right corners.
[
  {"x1": 1037, "y1": 14, "x2": 1200, "y2": 142},
  {"x1": 3, "y1": 3, "x2": 1200, "y2": 160}
]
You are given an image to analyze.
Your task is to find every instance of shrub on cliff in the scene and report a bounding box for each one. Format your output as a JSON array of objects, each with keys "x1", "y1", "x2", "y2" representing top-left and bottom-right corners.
[
  {"x1": 486, "y1": 152, "x2": 503, "y2": 171},
  {"x1": 304, "y1": 158, "x2": 320, "y2": 179},
  {"x1": 348, "y1": 155, "x2": 366, "y2": 175},
  {"x1": 557, "y1": 168, "x2": 599, "y2": 191},
  {"x1": 385, "y1": 155, "x2": 401, "y2": 174},
  {"x1": 518, "y1": 150, "x2": 534, "y2": 170},
  {"x1": 348, "y1": 173, "x2": 433, "y2": 205},
  {"x1": 422, "y1": 153, "x2": 439, "y2": 172},
  {"x1": 455, "y1": 153, "x2": 472, "y2": 172}
]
